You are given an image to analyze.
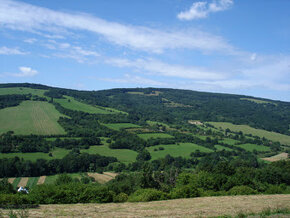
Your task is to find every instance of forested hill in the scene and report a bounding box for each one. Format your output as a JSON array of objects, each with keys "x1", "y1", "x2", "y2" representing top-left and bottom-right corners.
[{"x1": 1, "y1": 83, "x2": 289, "y2": 135}]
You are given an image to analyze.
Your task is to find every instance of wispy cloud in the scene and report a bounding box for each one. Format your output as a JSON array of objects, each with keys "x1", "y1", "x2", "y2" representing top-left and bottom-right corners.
[
  {"x1": 0, "y1": 0, "x2": 236, "y2": 54},
  {"x1": 107, "y1": 58, "x2": 226, "y2": 80},
  {"x1": 178, "y1": 0, "x2": 233, "y2": 21},
  {"x1": 101, "y1": 74, "x2": 165, "y2": 86},
  {"x1": 9, "y1": 66, "x2": 38, "y2": 77},
  {"x1": 0, "y1": 46, "x2": 27, "y2": 55}
]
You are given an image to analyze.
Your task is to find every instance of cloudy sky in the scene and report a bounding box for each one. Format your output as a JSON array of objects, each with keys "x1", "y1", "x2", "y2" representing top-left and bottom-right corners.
[{"x1": 0, "y1": 0, "x2": 289, "y2": 101}]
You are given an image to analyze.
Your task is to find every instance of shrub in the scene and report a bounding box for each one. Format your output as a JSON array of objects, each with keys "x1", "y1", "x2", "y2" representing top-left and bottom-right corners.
[
  {"x1": 113, "y1": 192, "x2": 128, "y2": 203},
  {"x1": 228, "y1": 185, "x2": 257, "y2": 195},
  {"x1": 170, "y1": 185, "x2": 200, "y2": 199},
  {"x1": 128, "y1": 188, "x2": 168, "y2": 202}
]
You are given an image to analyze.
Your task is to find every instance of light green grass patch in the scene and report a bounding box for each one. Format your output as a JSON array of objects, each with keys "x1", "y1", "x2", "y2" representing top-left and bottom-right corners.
[
  {"x1": 220, "y1": 138, "x2": 239, "y2": 145},
  {"x1": 81, "y1": 145, "x2": 137, "y2": 163},
  {"x1": 215, "y1": 145, "x2": 233, "y2": 151},
  {"x1": 44, "y1": 173, "x2": 85, "y2": 185},
  {"x1": 209, "y1": 122, "x2": 290, "y2": 145},
  {"x1": 240, "y1": 98, "x2": 277, "y2": 105},
  {"x1": 45, "y1": 137, "x2": 82, "y2": 141},
  {"x1": 0, "y1": 87, "x2": 47, "y2": 97},
  {"x1": 0, "y1": 101, "x2": 66, "y2": 135},
  {"x1": 147, "y1": 143, "x2": 213, "y2": 160},
  {"x1": 12, "y1": 177, "x2": 21, "y2": 189},
  {"x1": 138, "y1": 133, "x2": 174, "y2": 140},
  {"x1": 235, "y1": 143, "x2": 270, "y2": 152},
  {"x1": 0, "y1": 148, "x2": 70, "y2": 161},
  {"x1": 26, "y1": 177, "x2": 39, "y2": 189},
  {"x1": 103, "y1": 123, "x2": 141, "y2": 131},
  {"x1": 146, "y1": 121, "x2": 170, "y2": 128}
]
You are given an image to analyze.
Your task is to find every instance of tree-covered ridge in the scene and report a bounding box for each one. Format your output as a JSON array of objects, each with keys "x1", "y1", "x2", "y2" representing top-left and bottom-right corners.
[{"x1": 2, "y1": 83, "x2": 288, "y2": 135}]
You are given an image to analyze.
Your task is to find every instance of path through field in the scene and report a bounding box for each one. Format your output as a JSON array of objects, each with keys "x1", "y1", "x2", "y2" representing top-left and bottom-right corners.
[{"x1": 2, "y1": 194, "x2": 288, "y2": 217}]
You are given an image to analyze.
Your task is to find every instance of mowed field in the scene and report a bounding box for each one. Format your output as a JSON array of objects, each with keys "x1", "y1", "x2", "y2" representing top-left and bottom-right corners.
[
  {"x1": 103, "y1": 123, "x2": 141, "y2": 131},
  {"x1": 2, "y1": 195, "x2": 289, "y2": 217},
  {"x1": 209, "y1": 122, "x2": 290, "y2": 145},
  {"x1": 0, "y1": 87, "x2": 47, "y2": 97},
  {"x1": 147, "y1": 143, "x2": 213, "y2": 160},
  {"x1": 0, "y1": 101, "x2": 66, "y2": 135},
  {"x1": 235, "y1": 143, "x2": 270, "y2": 152},
  {"x1": 262, "y1": 152, "x2": 289, "y2": 162}
]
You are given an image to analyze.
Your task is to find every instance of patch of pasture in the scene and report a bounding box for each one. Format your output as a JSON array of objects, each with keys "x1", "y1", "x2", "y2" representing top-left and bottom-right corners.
[
  {"x1": 103, "y1": 123, "x2": 141, "y2": 131},
  {"x1": 209, "y1": 122, "x2": 290, "y2": 145},
  {"x1": 0, "y1": 101, "x2": 66, "y2": 135},
  {"x1": 261, "y1": 152, "x2": 289, "y2": 162},
  {"x1": 11, "y1": 178, "x2": 21, "y2": 189},
  {"x1": 146, "y1": 120, "x2": 170, "y2": 128},
  {"x1": 0, "y1": 87, "x2": 47, "y2": 97},
  {"x1": 54, "y1": 96, "x2": 118, "y2": 114},
  {"x1": 234, "y1": 143, "x2": 270, "y2": 152},
  {"x1": 26, "y1": 177, "x2": 39, "y2": 189},
  {"x1": 137, "y1": 133, "x2": 174, "y2": 140},
  {"x1": 215, "y1": 145, "x2": 233, "y2": 151},
  {"x1": 147, "y1": 143, "x2": 213, "y2": 160},
  {"x1": 220, "y1": 138, "x2": 239, "y2": 145},
  {"x1": 240, "y1": 98, "x2": 277, "y2": 105}
]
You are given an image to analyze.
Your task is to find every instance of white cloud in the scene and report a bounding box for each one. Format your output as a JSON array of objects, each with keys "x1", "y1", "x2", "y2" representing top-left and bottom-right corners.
[
  {"x1": 178, "y1": 0, "x2": 233, "y2": 21},
  {"x1": 0, "y1": 46, "x2": 27, "y2": 55},
  {"x1": 0, "y1": 0, "x2": 236, "y2": 54},
  {"x1": 107, "y1": 58, "x2": 226, "y2": 80},
  {"x1": 23, "y1": 38, "x2": 37, "y2": 44},
  {"x1": 10, "y1": 66, "x2": 38, "y2": 77}
]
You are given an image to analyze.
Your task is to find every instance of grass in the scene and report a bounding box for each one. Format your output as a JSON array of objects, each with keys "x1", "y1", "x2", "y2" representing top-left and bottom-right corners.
[
  {"x1": 209, "y1": 122, "x2": 290, "y2": 145},
  {"x1": 234, "y1": 143, "x2": 271, "y2": 152},
  {"x1": 215, "y1": 145, "x2": 233, "y2": 151},
  {"x1": 103, "y1": 123, "x2": 141, "y2": 131},
  {"x1": 0, "y1": 87, "x2": 47, "y2": 97},
  {"x1": 0, "y1": 101, "x2": 66, "y2": 135},
  {"x1": 262, "y1": 152, "x2": 289, "y2": 162},
  {"x1": 2, "y1": 194, "x2": 288, "y2": 217},
  {"x1": 147, "y1": 143, "x2": 213, "y2": 160},
  {"x1": 81, "y1": 145, "x2": 137, "y2": 163},
  {"x1": 240, "y1": 97, "x2": 277, "y2": 105},
  {"x1": 12, "y1": 178, "x2": 21, "y2": 189},
  {"x1": 220, "y1": 138, "x2": 239, "y2": 145},
  {"x1": 0, "y1": 148, "x2": 70, "y2": 161},
  {"x1": 26, "y1": 177, "x2": 39, "y2": 189},
  {"x1": 54, "y1": 96, "x2": 116, "y2": 114},
  {"x1": 146, "y1": 120, "x2": 170, "y2": 128},
  {"x1": 138, "y1": 133, "x2": 174, "y2": 140}
]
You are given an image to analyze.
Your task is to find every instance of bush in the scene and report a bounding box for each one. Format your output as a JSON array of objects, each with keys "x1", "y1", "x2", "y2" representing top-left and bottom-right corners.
[
  {"x1": 0, "y1": 193, "x2": 35, "y2": 206},
  {"x1": 54, "y1": 174, "x2": 73, "y2": 185},
  {"x1": 128, "y1": 188, "x2": 168, "y2": 202},
  {"x1": 170, "y1": 185, "x2": 200, "y2": 199},
  {"x1": 0, "y1": 179, "x2": 15, "y2": 194},
  {"x1": 228, "y1": 185, "x2": 257, "y2": 195},
  {"x1": 264, "y1": 184, "x2": 285, "y2": 194},
  {"x1": 113, "y1": 192, "x2": 128, "y2": 203}
]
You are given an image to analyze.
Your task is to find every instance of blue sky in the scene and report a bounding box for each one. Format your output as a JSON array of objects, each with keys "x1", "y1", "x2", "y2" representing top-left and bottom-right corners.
[{"x1": 0, "y1": 0, "x2": 289, "y2": 101}]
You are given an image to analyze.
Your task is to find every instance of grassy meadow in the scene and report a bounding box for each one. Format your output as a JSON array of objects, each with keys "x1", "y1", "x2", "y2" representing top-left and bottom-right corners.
[
  {"x1": 0, "y1": 101, "x2": 66, "y2": 135},
  {"x1": 138, "y1": 133, "x2": 174, "y2": 140},
  {"x1": 0, "y1": 87, "x2": 47, "y2": 97},
  {"x1": 235, "y1": 143, "x2": 271, "y2": 152},
  {"x1": 209, "y1": 122, "x2": 290, "y2": 145},
  {"x1": 147, "y1": 143, "x2": 213, "y2": 160},
  {"x1": 103, "y1": 123, "x2": 141, "y2": 130},
  {"x1": 214, "y1": 145, "x2": 233, "y2": 151}
]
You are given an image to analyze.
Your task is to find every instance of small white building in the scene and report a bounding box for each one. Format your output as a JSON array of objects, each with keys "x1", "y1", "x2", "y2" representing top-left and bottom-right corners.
[{"x1": 17, "y1": 186, "x2": 29, "y2": 194}]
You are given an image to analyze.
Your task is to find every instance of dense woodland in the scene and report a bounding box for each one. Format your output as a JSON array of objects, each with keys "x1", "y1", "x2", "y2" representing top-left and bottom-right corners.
[{"x1": 0, "y1": 83, "x2": 289, "y2": 206}]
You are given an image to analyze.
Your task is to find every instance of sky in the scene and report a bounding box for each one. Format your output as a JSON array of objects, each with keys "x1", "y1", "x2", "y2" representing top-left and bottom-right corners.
[{"x1": 0, "y1": 0, "x2": 290, "y2": 101}]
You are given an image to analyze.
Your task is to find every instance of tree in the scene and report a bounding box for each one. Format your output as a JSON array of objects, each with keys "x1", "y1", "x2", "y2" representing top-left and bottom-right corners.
[{"x1": 136, "y1": 150, "x2": 151, "y2": 161}]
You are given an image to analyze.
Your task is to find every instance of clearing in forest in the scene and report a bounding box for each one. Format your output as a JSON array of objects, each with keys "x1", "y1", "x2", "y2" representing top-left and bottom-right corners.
[
  {"x1": 103, "y1": 123, "x2": 141, "y2": 131},
  {"x1": 147, "y1": 143, "x2": 213, "y2": 160},
  {"x1": 0, "y1": 101, "x2": 66, "y2": 135},
  {"x1": 137, "y1": 133, "x2": 174, "y2": 140},
  {"x1": 209, "y1": 122, "x2": 290, "y2": 145}
]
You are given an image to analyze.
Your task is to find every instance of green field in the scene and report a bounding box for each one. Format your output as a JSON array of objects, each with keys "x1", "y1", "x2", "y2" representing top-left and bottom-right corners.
[
  {"x1": 240, "y1": 98, "x2": 277, "y2": 105},
  {"x1": 12, "y1": 178, "x2": 21, "y2": 189},
  {"x1": 54, "y1": 96, "x2": 116, "y2": 114},
  {"x1": 220, "y1": 138, "x2": 239, "y2": 145},
  {"x1": 103, "y1": 123, "x2": 142, "y2": 131},
  {"x1": 215, "y1": 145, "x2": 233, "y2": 151},
  {"x1": 26, "y1": 177, "x2": 39, "y2": 189},
  {"x1": 0, "y1": 87, "x2": 47, "y2": 97},
  {"x1": 0, "y1": 101, "x2": 66, "y2": 135},
  {"x1": 146, "y1": 121, "x2": 170, "y2": 128},
  {"x1": 235, "y1": 143, "x2": 271, "y2": 152},
  {"x1": 209, "y1": 122, "x2": 290, "y2": 145},
  {"x1": 81, "y1": 145, "x2": 137, "y2": 163},
  {"x1": 137, "y1": 133, "x2": 174, "y2": 140},
  {"x1": 147, "y1": 143, "x2": 213, "y2": 160}
]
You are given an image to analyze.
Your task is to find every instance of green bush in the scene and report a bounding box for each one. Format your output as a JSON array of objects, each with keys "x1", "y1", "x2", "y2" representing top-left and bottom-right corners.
[
  {"x1": 0, "y1": 193, "x2": 35, "y2": 205},
  {"x1": 113, "y1": 192, "x2": 128, "y2": 203},
  {"x1": 264, "y1": 184, "x2": 285, "y2": 194},
  {"x1": 0, "y1": 179, "x2": 15, "y2": 194},
  {"x1": 170, "y1": 185, "x2": 199, "y2": 199},
  {"x1": 228, "y1": 185, "x2": 257, "y2": 195},
  {"x1": 128, "y1": 188, "x2": 168, "y2": 202}
]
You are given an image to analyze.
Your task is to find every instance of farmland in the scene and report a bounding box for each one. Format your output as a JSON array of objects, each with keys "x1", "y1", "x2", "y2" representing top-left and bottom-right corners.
[
  {"x1": 0, "y1": 101, "x2": 66, "y2": 135},
  {"x1": 209, "y1": 122, "x2": 290, "y2": 145},
  {"x1": 147, "y1": 143, "x2": 213, "y2": 160},
  {"x1": 235, "y1": 143, "x2": 270, "y2": 152},
  {"x1": 137, "y1": 133, "x2": 174, "y2": 140},
  {"x1": 0, "y1": 87, "x2": 47, "y2": 97},
  {"x1": 54, "y1": 96, "x2": 116, "y2": 114},
  {"x1": 2, "y1": 195, "x2": 289, "y2": 217},
  {"x1": 103, "y1": 123, "x2": 141, "y2": 130},
  {"x1": 262, "y1": 152, "x2": 289, "y2": 162},
  {"x1": 215, "y1": 145, "x2": 233, "y2": 151}
]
